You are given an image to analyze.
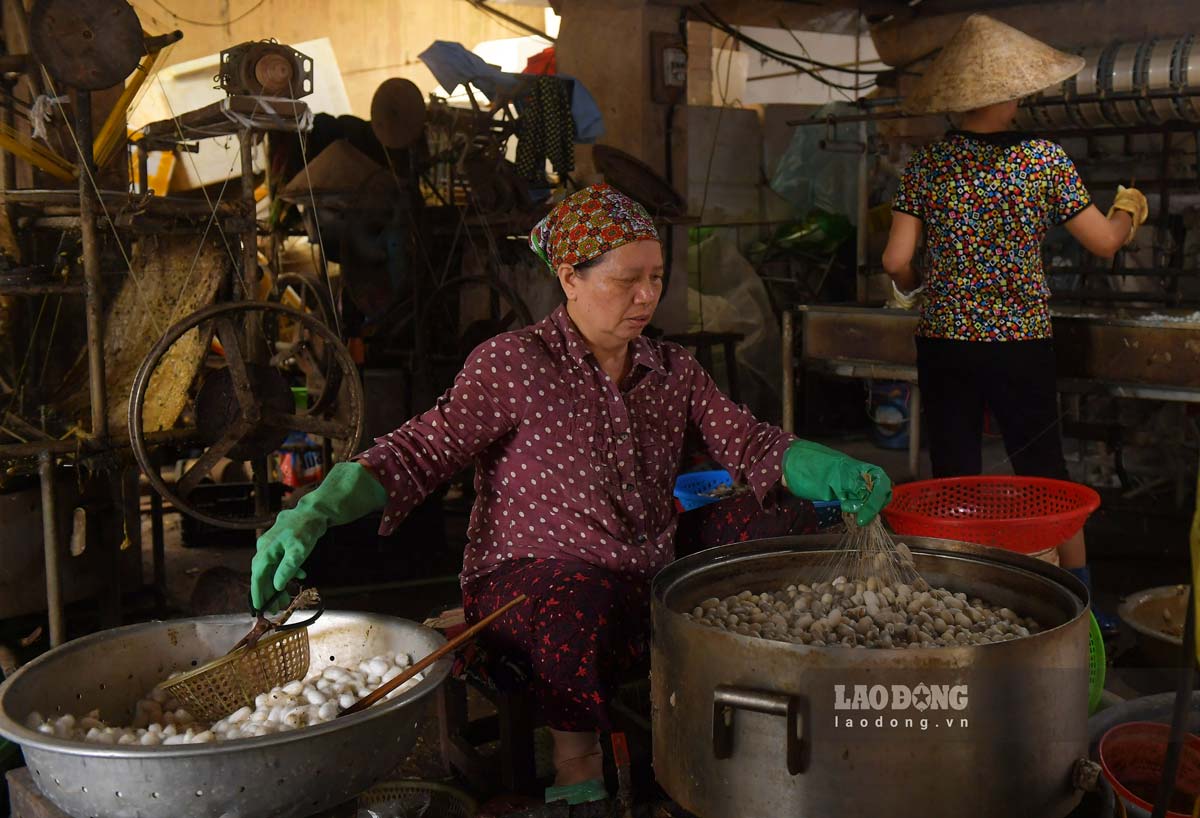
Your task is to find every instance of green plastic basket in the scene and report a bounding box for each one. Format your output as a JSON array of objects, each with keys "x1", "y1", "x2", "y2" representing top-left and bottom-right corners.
[{"x1": 1088, "y1": 611, "x2": 1106, "y2": 715}]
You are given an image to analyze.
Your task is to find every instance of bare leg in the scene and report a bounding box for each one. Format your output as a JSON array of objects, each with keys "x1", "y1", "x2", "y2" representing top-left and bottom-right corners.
[
  {"x1": 1057, "y1": 530, "x2": 1086, "y2": 569},
  {"x1": 550, "y1": 729, "x2": 603, "y2": 786}
]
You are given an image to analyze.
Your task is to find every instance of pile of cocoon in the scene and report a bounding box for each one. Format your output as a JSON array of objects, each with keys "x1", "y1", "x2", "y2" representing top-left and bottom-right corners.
[{"x1": 25, "y1": 652, "x2": 423, "y2": 746}]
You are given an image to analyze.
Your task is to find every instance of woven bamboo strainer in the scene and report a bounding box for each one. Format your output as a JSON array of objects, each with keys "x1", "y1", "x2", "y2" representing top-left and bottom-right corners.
[{"x1": 161, "y1": 589, "x2": 323, "y2": 722}]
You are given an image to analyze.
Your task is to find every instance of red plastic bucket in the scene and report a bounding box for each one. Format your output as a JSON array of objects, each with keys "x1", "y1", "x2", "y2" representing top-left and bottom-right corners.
[{"x1": 1099, "y1": 722, "x2": 1200, "y2": 817}]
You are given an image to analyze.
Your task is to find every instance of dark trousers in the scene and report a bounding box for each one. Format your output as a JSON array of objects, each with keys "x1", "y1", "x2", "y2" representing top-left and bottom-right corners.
[{"x1": 916, "y1": 337, "x2": 1069, "y2": 480}]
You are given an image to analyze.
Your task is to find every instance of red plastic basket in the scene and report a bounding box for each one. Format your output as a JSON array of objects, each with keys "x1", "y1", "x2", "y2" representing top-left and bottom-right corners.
[{"x1": 881, "y1": 476, "x2": 1100, "y2": 554}]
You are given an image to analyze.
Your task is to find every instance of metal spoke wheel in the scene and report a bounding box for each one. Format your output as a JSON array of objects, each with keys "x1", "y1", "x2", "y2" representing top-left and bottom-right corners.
[
  {"x1": 410, "y1": 274, "x2": 533, "y2": 407},
  {"x1": 128, "y1": 301, "x2": 364, "y2": 530},
  {"x1": 416, "y1": 274, "x2": 533, "y2": 366}
]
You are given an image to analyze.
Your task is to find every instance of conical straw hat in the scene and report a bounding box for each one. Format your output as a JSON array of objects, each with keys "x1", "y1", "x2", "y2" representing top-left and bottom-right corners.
[{"x1": 903, "y1": 14, "x2": 1085, "y2": 115}]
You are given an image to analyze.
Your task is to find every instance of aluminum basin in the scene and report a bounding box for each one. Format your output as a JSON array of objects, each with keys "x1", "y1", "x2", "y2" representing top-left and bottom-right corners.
[{"x1": 0, "y1": 611, "x2": 449, "y2": 818}]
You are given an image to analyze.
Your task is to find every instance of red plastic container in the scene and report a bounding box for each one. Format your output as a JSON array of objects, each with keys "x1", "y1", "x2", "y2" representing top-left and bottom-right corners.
[
  {"x1": 881, "y1": 476, "x2": 1100, "y2": 554},
  {"x1": 1099, "y1": 722, "x2": 1200, "y2": 817}
]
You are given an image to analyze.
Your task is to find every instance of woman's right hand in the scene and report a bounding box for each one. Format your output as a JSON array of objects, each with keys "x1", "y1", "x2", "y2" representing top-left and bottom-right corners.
[
  {"x1": 250, "y1": 461, "x2": 387, "y2": 612},
  {"x1": 1107, "y1": 185, "x2": 1149, "y2": 244},
  {"x1": 251, "y1": 508, "x2": 323, "y2": 613}
]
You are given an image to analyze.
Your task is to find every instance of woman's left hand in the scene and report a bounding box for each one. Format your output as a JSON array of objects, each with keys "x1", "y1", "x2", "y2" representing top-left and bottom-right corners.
[{"x1": 781, "y1": 440, "x2": 893, "y2": 526}]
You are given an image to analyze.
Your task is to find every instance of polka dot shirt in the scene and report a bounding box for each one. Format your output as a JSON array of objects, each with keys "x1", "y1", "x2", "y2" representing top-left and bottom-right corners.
[
  {"x1": 355, "y1": 304, "x2": 795, "y2": 586},
  {"x1": 893, "y1": 131, "x2": 1091, "y2": 342}
]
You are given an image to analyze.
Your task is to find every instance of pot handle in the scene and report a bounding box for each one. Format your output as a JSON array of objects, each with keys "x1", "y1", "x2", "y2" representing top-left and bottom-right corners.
[{"x1": 712, "y1": 685, "x2": 806, "y2": 775}]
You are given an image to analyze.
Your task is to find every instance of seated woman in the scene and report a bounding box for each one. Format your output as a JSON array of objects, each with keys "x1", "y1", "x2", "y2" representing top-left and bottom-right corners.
[{"x1": 249, "y1": 184, "x2": 892, "y2": 795}]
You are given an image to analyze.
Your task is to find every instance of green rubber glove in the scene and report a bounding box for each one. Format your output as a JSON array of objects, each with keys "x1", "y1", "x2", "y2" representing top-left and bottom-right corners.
[
  {"x1": 781, "y1": 440, "x2": 893, "y2": 526},
  {"x1": 250, "y1": 461, "x2": 388, "y2": 612}
]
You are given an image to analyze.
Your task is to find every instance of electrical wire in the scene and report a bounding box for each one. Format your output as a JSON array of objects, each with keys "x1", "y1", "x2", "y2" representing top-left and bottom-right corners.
[
  {"x1": 700, "y1": 3, "x2": 876, "y2": 76},
  {"x1": 148, "y1": 0, "x2": 266, "y2": 28},
  {"x1": 775, "y1": 15, "x2": 857, "y2": 103},
  {"x1": 150, "y1": 73, "x2": 245, "y2": 292},
  {"x1": 42, "y1": 69, "x2": 162, "y2": 333},
  {"x1": 463, "y1": 0, "x2": 555, "y2": 43},
  {"x1": 692, "y1": 3, "x2": 876, "y2": 93},
  {"x1": 286, "y1": 80, "x2": 341, "y2": 339}
]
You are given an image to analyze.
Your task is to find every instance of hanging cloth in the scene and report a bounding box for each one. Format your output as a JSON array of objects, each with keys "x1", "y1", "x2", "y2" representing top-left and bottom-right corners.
[{"x1": 515, "y1": 76, "x2": 575, "y2": 185}]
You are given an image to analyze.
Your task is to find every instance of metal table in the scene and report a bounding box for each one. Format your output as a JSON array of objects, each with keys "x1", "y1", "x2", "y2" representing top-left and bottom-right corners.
[{"x1": 782, "y1": 305, "x2": 1200, "y2": 479}]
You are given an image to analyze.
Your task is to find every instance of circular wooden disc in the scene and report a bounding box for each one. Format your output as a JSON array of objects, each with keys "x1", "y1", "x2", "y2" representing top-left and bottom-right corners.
[
  {"x1": 370, "y1": 78, "x2": 426, "y2": 149},
  {"x1": 593, "y1": 144, "x2": 686, "y2": 218},
  {"x1": 31, "y1": 0, "x2": 145, "y2": 90}
]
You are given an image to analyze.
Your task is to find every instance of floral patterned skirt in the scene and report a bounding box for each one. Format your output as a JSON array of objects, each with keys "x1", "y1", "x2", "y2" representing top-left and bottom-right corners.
[{"x1": 461, "y1": 493, "x2": 817, "y2": 730}]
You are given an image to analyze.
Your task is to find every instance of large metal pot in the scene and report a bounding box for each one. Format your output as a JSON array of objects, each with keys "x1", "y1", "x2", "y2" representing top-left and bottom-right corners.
[
  {"x1": 652, "y1": 535, "x2": 1090, "y2": 818},
  {"x1": 0, "y1": 611, "x2": 449, "y2": 818}
]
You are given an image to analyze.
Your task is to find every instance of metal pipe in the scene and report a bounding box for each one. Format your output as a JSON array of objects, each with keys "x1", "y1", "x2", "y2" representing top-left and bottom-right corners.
[
  {"x1": 38, "y1": 451, "x2": 64, "y2": 647},
  {"x1": 1158, "y1": 132, "x2": 1176, "y2": 305},
  {"x1": 786, "y1": 89, "x2": 1200, "y2": 127},
  {"x1": 150, "y1": 491, "x2": 165, "y2": 611},
  {"x1": 908, "y1": 384, "x2": 921, "y2": 480},
  {"x1": 239, "y1": 128, "x2": 257, "y2": 302},
  {"x1": 5, "y1": 0, "x2": 40, "y2": 97},
  {"x1": 75, "y1": 90, "x2": 108, "y2": 440},
  {"x1": 0, "y1": 280, "x2": 83, "y2": 295},
  {"x1": 100, "y1": 468, "x2": 135, "y2": 629},
  {"x1": 781, "y1": 309, "x2": 795, "y2": 434},
  {"x1": 0, "y1": 427, "x2": 199, "y2": 459},
  {"x1": 819, "y1": 139, "x2": 865, "y2": 154},
  {"x1": 0, "y1": 78, "x2": 13, "y2": 192},
  {"x1": 137, "y1": 143, "x2": 149, "y2": 196},
  {"x1": 855, "y1": 118, "x2": 869, "y2": 304},
  {"x1": 238, "y1": 129, "x2": 272, "y2": 528}
]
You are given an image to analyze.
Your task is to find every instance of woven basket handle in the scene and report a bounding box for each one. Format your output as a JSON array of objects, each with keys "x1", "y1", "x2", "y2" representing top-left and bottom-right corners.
[{"x1": 234, "y1": 584, "x2": 325, "y2": 652}]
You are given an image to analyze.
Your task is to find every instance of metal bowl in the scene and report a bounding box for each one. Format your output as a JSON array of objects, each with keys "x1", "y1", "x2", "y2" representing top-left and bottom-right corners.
[
  {"x1": 1118, "y1": 584, "x2": 1190, "y2": 668},
  {"x1": 0, "y1": 611, "x2": 450, "y2": 818}
]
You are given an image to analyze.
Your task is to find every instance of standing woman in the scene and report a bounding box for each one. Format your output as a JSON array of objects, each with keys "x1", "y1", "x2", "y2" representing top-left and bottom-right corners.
[{"x1": 882, "y1": 15, "x2": 1147, "y2": 619}]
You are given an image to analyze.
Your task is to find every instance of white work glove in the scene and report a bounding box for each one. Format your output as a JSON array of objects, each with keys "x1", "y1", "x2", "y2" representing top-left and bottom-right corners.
[{"x1": 885, "y1": 281, "x2": 924, "y2": 310}]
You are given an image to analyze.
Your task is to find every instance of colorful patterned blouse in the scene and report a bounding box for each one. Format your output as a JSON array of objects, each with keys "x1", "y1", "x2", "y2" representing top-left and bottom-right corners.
[{"x1": 893, "y1": 131, "x2": 1091, "y2": 341}]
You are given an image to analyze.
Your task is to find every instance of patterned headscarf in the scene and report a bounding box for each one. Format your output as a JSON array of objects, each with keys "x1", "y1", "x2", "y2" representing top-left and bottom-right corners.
[{"x1": 529, "y1": 183, "x2": 659, "y2": 271}]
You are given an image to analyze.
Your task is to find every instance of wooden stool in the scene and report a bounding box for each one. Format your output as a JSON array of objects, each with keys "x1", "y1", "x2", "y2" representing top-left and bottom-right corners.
[
  {"x1": 436, "y1": 674, "x2": 541, "y2": 796},
  {"x1": 427, "y1": 605, "x2": 541, "y2": 796},
  {"x1": 430, "y1": 606, "x2": 652, "y2": 798},
  {"x1": 663, "y1": 331, "x2": 744, "y2": 402}
]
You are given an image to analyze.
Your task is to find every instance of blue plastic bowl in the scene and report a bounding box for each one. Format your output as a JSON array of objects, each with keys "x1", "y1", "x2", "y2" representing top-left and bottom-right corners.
[
  {"x1": 675, "y1": 473, "x2": 845, "y2": 525},
  {"x1": 674, "y1": 469, "x2": 734, "y2": 511}
]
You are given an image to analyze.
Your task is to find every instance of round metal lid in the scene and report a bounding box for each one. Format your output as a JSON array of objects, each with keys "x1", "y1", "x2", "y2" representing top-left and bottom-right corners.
[
  {"x1": 31, "y1": 0, "x2": 144, "y2": 91},
  {"x1": 370, "y1": 78, "x2": 427, "y2": 149},
  {"x1": 592, "y1": 144, "x2": 686, "y2": 219}
]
